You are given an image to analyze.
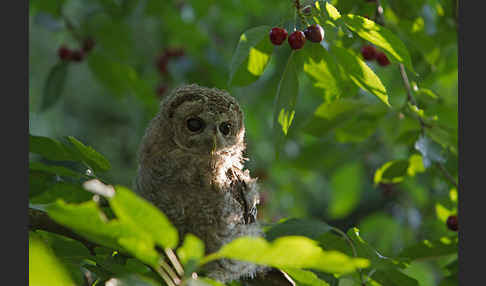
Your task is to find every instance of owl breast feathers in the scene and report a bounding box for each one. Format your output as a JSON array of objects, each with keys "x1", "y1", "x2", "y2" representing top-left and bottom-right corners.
[{"x1": 135, "y1": 84, "x2": 266, "y2": 282}]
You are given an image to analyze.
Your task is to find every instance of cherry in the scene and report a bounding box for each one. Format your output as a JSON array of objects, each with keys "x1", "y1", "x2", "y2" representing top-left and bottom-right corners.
[
  {"x1": 288, "y1": 30, "x2": 306, "y2": 50},
  {"x1": 165, "y1": 47, "x2": 185, "y2": 58},
  {"x1": 361, "y1": 45, "x2": 377, "y2": 61},
  {"x1": 71, "y1": 50, "x2": 84, "y2": 62},
  {"x1": 304, "y1": 24, "x2": 324, "y2": 43},
  {"x1": 269, "y1": 27, "x2": 288, "y2": 46},
  {"x1": 376, "y1": 51, "x2": 390, "y2": 66},
  {"x1": 446, "y1": 215, "x2": 458, "y2": 231},
  {"x1": 82, "y1": 37, "x2": 96, "y2": 53},
  {"x1": 58, "y1": 45, "x2": 72, "y2": 61},
  {"x1": 156, "y1": 54, "x2": 169, "y2": 74}
]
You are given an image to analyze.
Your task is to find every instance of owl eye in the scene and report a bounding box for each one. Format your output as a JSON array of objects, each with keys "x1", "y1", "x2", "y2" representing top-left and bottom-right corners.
[
  {"x1": 187, "y1": 117, "x2": 205, "y2": 132},
  {"x1": 219, "y1": 122, "x2": 232, "y2": 136}
]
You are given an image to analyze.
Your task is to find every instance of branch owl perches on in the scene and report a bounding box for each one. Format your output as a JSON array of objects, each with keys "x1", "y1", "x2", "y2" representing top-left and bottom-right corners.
[{"x1": 135, "y1": 84, "x2": 265, "y2": 283}]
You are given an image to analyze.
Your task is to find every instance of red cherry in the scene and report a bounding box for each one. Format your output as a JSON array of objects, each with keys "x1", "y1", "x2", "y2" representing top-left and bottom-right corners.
[
  {"x1": 156, "y1": 54, "x2": 169, "y2": 74},
  {"x1": 376, "y1": 52, "x2": 390, "y2": 66},
  {"x1": 361, "y1": 45, "x2": 377, "y2": 61},
  {"x1": 71, "y1": 50, "x2": 84, "y2": 62},
  {"x1": 304, "y1": 24, "x2": 324, "y2": 43},
  {"x1": 82, "y1": 37, "x2": 96, "y2": 53},
  {"x1": 288, "y1": 30, "x2": 306, "y2": 50},
  {"x1": 446, "y1": 215, "x2": 458, "y2": 231},
  {"x1": 165, "y1": 47, "x2": 185, "y2": 58},
  {"x1": 269, "y1": 27, "x2": 288, "y2": 46},
  {"x1": 58, "y1": 45, "x2": 72, "y2": 61}
]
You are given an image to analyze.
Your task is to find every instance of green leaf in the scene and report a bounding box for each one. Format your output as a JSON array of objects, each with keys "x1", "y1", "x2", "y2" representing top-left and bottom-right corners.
[
  {"x1": 30, "y1": 182, "x2": 93, "y2": 204},
  {"x1": 229, "y1": 25, "x2": 273, "y2": 86},
  {"x1": 29, "y1": 170, "x2": 56, "y2": 197},
  {"x1": 46, "y1": 200, "x2": 149, "y2": 253},
  {"x1": 328, "y1": 163, "x2": 364, "y2": 219},
  {"x1": 303, "y1": 98, "x2": 370, "y2": 137},
  {"x1": 29, "y1": 231, "x2": 76, "y2": 286},
  {"x1": 283, "y1": 268, "x2": 330, "y2": 286},
  {"x1": 301, "y1": 43, "x2": 348, "y2": 101},
  {"x1": 332, "y1": 46, "x2": 390, "y2": 106},
  {"x1": 343, "y1": 14, "x2": 415, "y2": 73},
  {"x1": 87, "y1": 51, "x2": 138, "y2": 96},
  {"x1": 347, "y1": 228, "x2": 408, "y2": 270},
  {"x1": 273, "y1": 51, "x2": 301, "y2": 145},
  {"x1": 435, "y1": 203, "x2": 453, "y2": 223},
  {"x1": 398, "y1": 237, "x2": 458, "y2": 261},
  {"x1": 41, "y1": 62, "x2": 69, "y2": 111},
  {"x1": 29, "y1": 161, "x2": 85, "y2": 179},
  {"x1": 30, "y1": 0, "x2": 66, "y2": 18},
  {"x1": 109, "y1": 186, "x2": 179, "y2": 249},
  {"x1": 371, "y1": 269, "x2": 419, "y2": 286},
  {"x1": 176, "y1": 234, "x2": 205, "y2": 267},
  {"x1": 30, "y1": 134, "x2": 74, "y2": 162},
  {"x1": 185, "y1": 278, "x2": 226, "y2": 286},
  {"x1": 66, "y1": 136, "x2": 111, "y2": 172},
  {"x1": 265, "y1": 218, "x2": 332, "y2": 241},
  {"x1": 104, "y1": 274, "x2": 161, "y2": 286},
  {"x1": 373, "y1": 160, "x2": 409, "y2": 185},
  {"x1": 35, "y1": 230, "x2": 92, "y2": 264},
  {"x1": 324, "y1": 2, "x2": 341, "y2": 21},
  {"x1": 201, "y1": 236, "x2": 369, "y2": 274},
  {"x1": 414, "y1": 135, "x2": 446, "y2": 168},
  {"x1": 407, "y1": 154, "x2": 425, "y2": 176}
]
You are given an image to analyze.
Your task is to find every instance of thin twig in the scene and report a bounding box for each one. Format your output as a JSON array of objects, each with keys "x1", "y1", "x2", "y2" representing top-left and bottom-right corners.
[
  {"x1": 436, "y1": 163, "x2": 458, "y2": 189},
  {"x1": 294, "y1": 0, "x2": 309, "y2": 28},
  {"x1": 165, "y1": 248, "x2": 185, "y2": 278}
]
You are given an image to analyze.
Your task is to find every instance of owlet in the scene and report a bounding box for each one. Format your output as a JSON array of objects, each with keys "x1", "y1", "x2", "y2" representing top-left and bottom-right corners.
[{"x1": 135, "y1": 84, "x2": 265, "y2": 282}]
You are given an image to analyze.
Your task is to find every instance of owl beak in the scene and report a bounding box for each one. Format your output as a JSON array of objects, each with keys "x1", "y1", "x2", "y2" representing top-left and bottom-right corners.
[{"x1": 211, "y1": 134, "x2": 218, "y2": 155}]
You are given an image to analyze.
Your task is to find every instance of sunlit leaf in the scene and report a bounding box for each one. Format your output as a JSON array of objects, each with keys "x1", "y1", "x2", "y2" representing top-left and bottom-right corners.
[
  {"x1": 435, "y1": 203, "x2": 453, "y2": 223},
  {"x1": 301, "y1": 43, "x2": 348, "y2": 101},
  {"x1": 29, "y1": 231, "x2": 76, "y2": 286},
  {"x1": 343, "y1": 14, "x2": 415, "y2": 73},
  {"x1": 283, "y1": 268, "x2": 330, "y2": 286},
  {"x1": 229, "y1": 25, "x2": 273, "y2": 86},
  {"x1": 324, "y1": 2, "x2": 341, "y2": 21},
  {"x1": 273, "y1": 51, "x2": 301, "y2": 153},
  {"x1": 176, "y1": 234, "x2": 205, "y2": 267},
  {"x1": 109, "y1": 186, "x2": 179, "y2": 249},
  {"x1": 407, "y1": 154, "x2": 425, "y2": 176},
  {"x1": 333, "y1": 46, "x2": 390, "y2": 107},
  {"x1": 201, "y1": 236, "x2": 369, "y2": 274},
  {"x1": 374, "y1": 160, "x2": 409, "y2": 185}
]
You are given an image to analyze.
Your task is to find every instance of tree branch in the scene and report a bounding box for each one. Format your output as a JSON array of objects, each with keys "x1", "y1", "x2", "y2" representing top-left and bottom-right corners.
[{"x1": 374, "y1": 0, "x2": 458, "y2": 190}]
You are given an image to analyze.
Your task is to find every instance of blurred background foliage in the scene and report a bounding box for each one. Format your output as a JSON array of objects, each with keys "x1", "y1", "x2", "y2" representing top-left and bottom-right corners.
[{"x1": 29, "y1": 0, "x2": 457, "y2": 285}]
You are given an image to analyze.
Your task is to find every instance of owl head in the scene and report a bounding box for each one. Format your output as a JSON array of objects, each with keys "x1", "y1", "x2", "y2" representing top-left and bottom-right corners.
[{"x1": 160, "y1": 84, "x2": 245, "y2": 155}]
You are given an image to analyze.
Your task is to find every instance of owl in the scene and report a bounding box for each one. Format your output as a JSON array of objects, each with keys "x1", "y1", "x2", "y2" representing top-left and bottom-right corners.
[{"x1": 134, "y1": 84, "x2": 265, "y2": 282}]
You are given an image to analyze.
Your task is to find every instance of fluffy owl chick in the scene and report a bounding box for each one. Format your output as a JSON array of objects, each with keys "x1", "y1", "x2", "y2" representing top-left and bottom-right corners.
[{"x1": 135, "y1": 84, "x2": 266, "y2": 282}]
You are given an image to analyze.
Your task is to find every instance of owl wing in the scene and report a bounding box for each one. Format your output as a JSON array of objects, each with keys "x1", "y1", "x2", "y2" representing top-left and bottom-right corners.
[{"x1": 229, "y1": 169, "x2": 259, "y2": 224}]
